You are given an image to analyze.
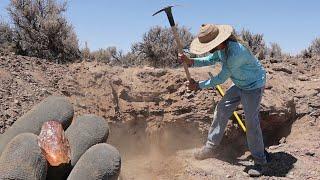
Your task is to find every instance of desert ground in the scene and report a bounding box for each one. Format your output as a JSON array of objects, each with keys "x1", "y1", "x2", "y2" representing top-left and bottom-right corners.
[{"x1": 0, "y1": 53, "x2": 319, "y2": 179}]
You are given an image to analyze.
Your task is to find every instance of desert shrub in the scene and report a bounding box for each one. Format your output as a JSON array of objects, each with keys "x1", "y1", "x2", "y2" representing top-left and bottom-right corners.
[
  {"x1": 131, "y1": 26, "x2": 194, "y2": 68},
  {"x1": 91, "y1": 47, "x2": 117, "y2": 63},
  {"x1": 118, "y1": 52, "x2": 140, "y2": 66},
  {"x1": 91, "y1": 46, "x2": 125, "y2": 65},
  {"x1": 309, "y1": 37, "x2": 320, "y2": 56},
  {"x1": 81, "y1": 42, "x2": 92, "y2": 61},
  {"x1": 7, "y1": 0, "x2": 80, "y2": 63},
  {"x1": 239, "y1": 29, "x2": 266, "y2": 59},
  {"x1": 300, "y1": 48, "x2": 312, "y2": 58},
  {"x1": 0, "y1": 21, "x2": 15, "y2": 53},
  {"x1": 269, "y1": 42, "x2": 282, "y2": 58},
  {"x1": 300, "y1": 37, "x2": 320, "y2": 58}
]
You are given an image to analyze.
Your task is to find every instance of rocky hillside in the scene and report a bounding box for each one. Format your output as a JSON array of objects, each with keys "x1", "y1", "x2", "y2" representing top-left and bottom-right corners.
[{"x1": 0, "y1": 53, "x2": 319, "y2": 179}]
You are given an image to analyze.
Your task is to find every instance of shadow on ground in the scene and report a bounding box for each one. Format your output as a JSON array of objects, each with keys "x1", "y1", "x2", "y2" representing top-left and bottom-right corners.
[
  {"x1": 211, "y1": 142, "x2": 297, "y2": 177},
  {"x1": 243, "y1": 152, "x2": 297, "y2": 177}
]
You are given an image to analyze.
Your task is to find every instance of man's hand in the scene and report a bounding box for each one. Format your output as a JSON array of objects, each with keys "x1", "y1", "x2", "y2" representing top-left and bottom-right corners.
[
  {"x1": 187, "y1": 78, "x2": 200, "y2": 91},
  {"x1": 178, "y1": 53, "x2": 194, "y2": 67}
]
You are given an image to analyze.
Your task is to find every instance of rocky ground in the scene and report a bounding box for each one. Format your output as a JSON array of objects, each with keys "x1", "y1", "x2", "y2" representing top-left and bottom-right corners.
[{"x1": 0, "y1": 53, "x2": 319, "y2": 179}]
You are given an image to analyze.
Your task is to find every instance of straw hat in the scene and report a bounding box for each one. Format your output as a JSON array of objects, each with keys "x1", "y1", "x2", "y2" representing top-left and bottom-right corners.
[{"x1": 190, "y1": 24, "x2": 233, "y2": 55}]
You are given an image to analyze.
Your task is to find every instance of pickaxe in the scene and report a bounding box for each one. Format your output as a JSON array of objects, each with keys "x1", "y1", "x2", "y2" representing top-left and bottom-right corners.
[
  {"x1": 153, "y1": 6, "x2": 192, "y2": 82},
  {"x1": 153, "y1": 6, "x2": 246, "y2": 132},
  {"x1": 153, "y1": 5, "x2": 271, "y2": 160}
]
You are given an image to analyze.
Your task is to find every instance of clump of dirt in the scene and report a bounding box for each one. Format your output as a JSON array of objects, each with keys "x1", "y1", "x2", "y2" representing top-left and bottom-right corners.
[{"x1": 1, "y1": 54, "x2": 320, "y2": 179}]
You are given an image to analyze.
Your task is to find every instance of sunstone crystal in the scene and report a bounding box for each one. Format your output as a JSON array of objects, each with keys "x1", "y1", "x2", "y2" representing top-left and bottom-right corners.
[{"x1": 38, "y1": 120, "x2": 71, "y2": 166}]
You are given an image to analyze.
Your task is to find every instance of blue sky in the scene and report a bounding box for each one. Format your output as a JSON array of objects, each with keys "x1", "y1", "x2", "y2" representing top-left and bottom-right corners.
[{"x1": 1, "y1": 0, "x2": 320, "y2": 54}]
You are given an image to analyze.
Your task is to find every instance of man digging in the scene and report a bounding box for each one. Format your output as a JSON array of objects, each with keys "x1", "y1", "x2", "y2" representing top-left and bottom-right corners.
[{"x1": 179, "y1": 24, "x2": 268, "y2": 177}]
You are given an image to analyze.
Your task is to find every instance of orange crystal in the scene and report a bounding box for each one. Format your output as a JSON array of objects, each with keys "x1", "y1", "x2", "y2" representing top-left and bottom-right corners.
[{"x1": 38, "y1": 120, "x2": 71, "y2": 166}]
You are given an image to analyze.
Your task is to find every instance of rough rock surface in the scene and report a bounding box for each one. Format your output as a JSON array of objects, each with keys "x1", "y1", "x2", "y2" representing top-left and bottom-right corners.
[
  {"x1": 1, "y1": 55, "x2": 318, "y2": 136},
  {"x1": 38, "y1": 120, "x2": 71, "y2": 166}
]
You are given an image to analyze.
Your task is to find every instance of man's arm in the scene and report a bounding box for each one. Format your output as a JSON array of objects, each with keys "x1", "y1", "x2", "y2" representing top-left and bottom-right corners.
[
  {"x1": 192, "y1": 50, "x2": 222, "y2": 67},
  {"x1": 198, "y1": 65, "x2": 231, "y2": 89}
]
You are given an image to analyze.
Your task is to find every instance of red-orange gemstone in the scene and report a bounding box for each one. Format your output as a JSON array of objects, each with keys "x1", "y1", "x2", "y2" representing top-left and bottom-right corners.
[{"x1": 38, "y1": 120, "x2": 71, "y2": 166}]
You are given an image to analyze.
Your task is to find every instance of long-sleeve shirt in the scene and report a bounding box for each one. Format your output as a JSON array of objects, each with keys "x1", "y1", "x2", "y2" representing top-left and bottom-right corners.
[{"x1": 192, "y1": 41, "x2": 266, "y2": 90}]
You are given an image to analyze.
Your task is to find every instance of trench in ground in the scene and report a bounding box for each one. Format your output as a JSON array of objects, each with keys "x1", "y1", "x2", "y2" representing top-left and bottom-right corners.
[
  {"x1": 108, "y1": 118, "x2": 206, "y2": 179},
  {"x1": 106, "y1": 113, "x2": 296, "y2": 179}
]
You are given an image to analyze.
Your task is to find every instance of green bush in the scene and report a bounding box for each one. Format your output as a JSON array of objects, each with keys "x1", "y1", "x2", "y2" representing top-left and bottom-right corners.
[
  {"x1": 131, "y1": 25, "x2": 194, "y2": 68},
  {"x1": 8, "y1": 0, "x2": 80, "y2": 63}
]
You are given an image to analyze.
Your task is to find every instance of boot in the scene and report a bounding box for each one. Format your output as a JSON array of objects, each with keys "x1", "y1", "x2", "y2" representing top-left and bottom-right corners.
[
  {"x1": 248, "y1": 163, "x2": 266, "y2": 177},
  {"x1": 194, "y1": 145, "x2": 217, "y2": 160}
]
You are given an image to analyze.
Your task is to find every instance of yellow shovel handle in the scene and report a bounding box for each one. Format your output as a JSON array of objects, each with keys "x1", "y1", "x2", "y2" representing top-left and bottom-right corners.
[{"x1": 216, "y1": 85, "x2": 247, "y2": 132}]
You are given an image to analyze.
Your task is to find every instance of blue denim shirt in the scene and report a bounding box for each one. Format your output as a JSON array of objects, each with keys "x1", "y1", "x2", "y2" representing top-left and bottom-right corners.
[{"x1": 192, "y1": 41, "x2": 266, "y2": 90}]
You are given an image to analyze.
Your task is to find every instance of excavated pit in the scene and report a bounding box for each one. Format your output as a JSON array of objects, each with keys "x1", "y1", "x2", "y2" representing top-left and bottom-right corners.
[
  {"x1": 108, "y1": 119, "x2": 207, "y2": 179},
  {"x1": 107, "y1": 115, "x2": 294, "y2": 179}
]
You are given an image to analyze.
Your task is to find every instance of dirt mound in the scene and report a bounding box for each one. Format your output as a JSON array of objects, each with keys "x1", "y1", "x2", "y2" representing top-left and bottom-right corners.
[{"x1": 0, "y1": 54, "x2": 320, "y2": 179}]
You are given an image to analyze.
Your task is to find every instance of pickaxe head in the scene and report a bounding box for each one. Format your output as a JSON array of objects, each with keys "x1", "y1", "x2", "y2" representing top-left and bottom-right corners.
[{"x1": 152, "y1": 5, "x2": 176, "y2": 27}]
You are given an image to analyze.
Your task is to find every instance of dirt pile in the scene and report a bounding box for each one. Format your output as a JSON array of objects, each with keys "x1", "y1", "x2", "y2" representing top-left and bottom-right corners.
[
  {"x1": 0, "y1": 55, "x2": 71, "y2": 133},
  {"x1": 0, "y1": 53, "x2": 319, "y2": 179}
]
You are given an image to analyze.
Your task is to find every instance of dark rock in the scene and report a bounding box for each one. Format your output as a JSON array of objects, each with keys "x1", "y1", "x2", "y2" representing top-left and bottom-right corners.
[
  {"x1": 298, "y1": 75, "x2": 310, "y2": 81},
  {"x1": 111, "y1": 77, "x2": 122, "y2": 85},
  {"x1": 265, "y1": 84, "x2": 273, "y2": 90},
  {"x1": 305, "y1": 151, "x2": 315, "y2": 156},
  {"x1": 272, "y1": 67, "x2": 293, "y2": 74},
  {"x1": 270, "y1": 59, "x2": 280, "y2": 63}
]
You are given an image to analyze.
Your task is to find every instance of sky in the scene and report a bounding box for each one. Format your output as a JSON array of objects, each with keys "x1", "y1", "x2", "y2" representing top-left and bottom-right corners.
[{"x1": 1, "y1": 0, "x2": 320, "y2": 55}]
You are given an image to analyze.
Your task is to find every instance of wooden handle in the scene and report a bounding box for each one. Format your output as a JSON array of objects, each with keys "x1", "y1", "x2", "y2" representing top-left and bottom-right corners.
[{"x1": 172, "y1": 26, "x2": 192, "y2": 81}]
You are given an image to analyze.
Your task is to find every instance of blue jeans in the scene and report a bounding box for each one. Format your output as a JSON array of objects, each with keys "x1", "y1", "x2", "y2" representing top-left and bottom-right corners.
[{"x1": 206, "y1": 85, "x2": 267, "y2": 164}]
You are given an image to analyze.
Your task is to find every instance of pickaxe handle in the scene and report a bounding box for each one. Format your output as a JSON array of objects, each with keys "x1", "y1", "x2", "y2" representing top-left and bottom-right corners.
[
  {"x1": 153, "y1": 6, "x2": 192, "y2": 82},
  {"x1": 216, "y1": 85, "x2": 247, "y2": 132},
  {"x1": 171, "y1": 26, "x2": 192, "y2": 81},
  {"x1": 208, "y1": 72, "x2": 247, "y2": 132}
]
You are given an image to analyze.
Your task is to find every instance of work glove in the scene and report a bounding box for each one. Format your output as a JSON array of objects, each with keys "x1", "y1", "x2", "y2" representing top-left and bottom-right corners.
[
  {"x1": 178, "y1": 53, "x2": 194, "y2": 67},
  {"x1": 0, "y1": 97, "x2": 121, "y2": 180},
  {"x1": 187, "y1": 78, "x2": 200, "y2": 91}
]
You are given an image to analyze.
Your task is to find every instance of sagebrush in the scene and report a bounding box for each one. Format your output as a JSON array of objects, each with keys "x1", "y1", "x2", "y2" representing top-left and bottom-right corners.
[
  {"x1": 309, "y1": 38, "x2": 320, "y2": 56},
  {"x1": 131, "y1": 26, "x2": 194, "y2": 68},
  {"x1": 269, "y1": 42, "x2": 282, "y2": 58},
  {"x1": 0, "y1": 21, "x2": 14, "y2": 53},
  {"x1": 300, "y1": 38, "x2": 320, "y2": 58},
  {"x1": 91, "y1": 46, "x2": 126, "y2": 65},
  {"x1": 80, "y1": 42, "x2": 92, "y2": 61},
  {"x1": 238, "y1": 29, "x2": 266, "y2": 59},
  {"x1": 8, "y1": 0, "x2": 80, "y2": 63}
]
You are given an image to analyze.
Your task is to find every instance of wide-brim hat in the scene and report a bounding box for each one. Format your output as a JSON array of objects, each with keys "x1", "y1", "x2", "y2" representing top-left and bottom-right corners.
[{"x1": 190, "y1": 24, "x2": 233, "y2": 55}]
